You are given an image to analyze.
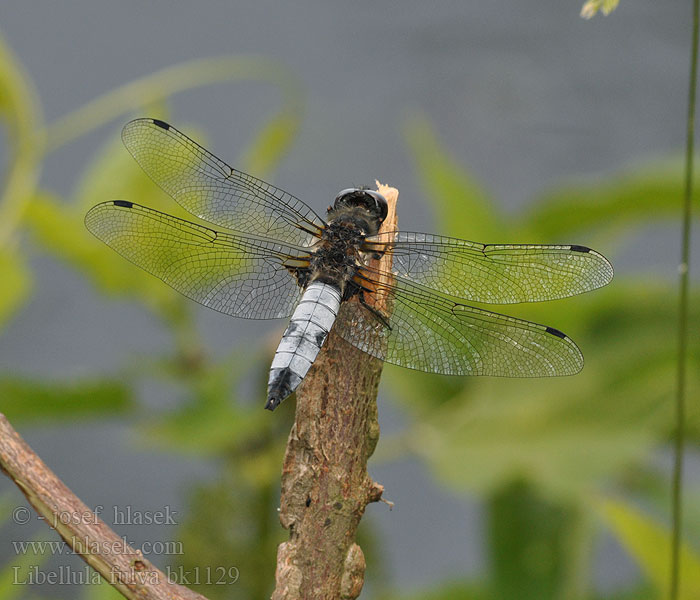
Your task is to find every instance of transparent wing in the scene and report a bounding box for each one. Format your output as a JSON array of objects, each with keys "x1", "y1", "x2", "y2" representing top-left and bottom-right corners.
[
  {"x1": 121, "y1": 118, "x2": 326, "y2": 247},
  {"x1": 334, "y1": 275, "x2": 583, "y2": 376},
  {"x1": 85, "y1": 201, "x2": 306, "y2": 319},
  {"x1": 364, "y1": 231, "x2": 613, "y2": 304}
]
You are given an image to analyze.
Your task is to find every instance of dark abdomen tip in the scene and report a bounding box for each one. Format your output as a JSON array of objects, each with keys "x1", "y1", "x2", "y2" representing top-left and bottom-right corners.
[
  {"x1": 265, "y1": 396, "x2": 282, "y2": 411},
  {"x1": 266, "y1": 368, "x2": 295, "y2": 411}
]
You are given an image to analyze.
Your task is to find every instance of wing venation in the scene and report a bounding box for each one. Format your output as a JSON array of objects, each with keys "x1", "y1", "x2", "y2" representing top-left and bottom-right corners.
[
  {"x1": 121, "y1": 118, "x2": 326, "y2": 246},
  {"x1": 364, "y1": 231, "x2": 613, "y2": 304},
  {"x1": 85, "y1": 201, "x2": 304, "y2": 319},
  {"x1": 334, "y1": 275, "x2": 583, "y2": 377}
]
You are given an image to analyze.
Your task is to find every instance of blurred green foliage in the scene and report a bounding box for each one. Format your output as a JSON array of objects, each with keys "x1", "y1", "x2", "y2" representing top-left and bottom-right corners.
[
  {"x1": 380, "y1": 115, "x2": 700, "y2": 600},
  {"x1": 580, "y1": 0, "x2": 620, "y2": 19},
  {"x1": 596, "y1": 496, "x2": 700, "y2": 599},
  {"x1": 0, "y1": 31, "x2": 302, "y2": 600},
  {"x1": 0, "y1": 24, "x2": 698, "y2": 600},
  {"x1": 0, "y1": 377, "x2": 131, "y2": 423}
]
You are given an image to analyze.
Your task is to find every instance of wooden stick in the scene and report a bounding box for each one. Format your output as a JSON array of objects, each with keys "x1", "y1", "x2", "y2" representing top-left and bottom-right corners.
[
  {"x1": 272, "y1": 183, "x2": 398, "y2": 600},
  {"x1": 0, "y1": 414, "x2": 208, "y2": 600}
]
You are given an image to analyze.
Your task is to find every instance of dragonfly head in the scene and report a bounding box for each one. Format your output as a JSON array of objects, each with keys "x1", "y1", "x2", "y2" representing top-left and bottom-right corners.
[{"x1": 333, "y1": 188, "x2": 388, "y2": 225}]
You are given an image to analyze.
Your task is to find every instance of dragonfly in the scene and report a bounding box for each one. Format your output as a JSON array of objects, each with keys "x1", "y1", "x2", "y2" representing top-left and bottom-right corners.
[{"x1": 85, "y1": 118, "x2": 613, "y2": 411}]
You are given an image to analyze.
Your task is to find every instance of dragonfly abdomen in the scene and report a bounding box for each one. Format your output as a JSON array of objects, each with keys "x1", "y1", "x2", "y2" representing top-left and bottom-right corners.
[{"x1": 265, "y1": 281, "x2": 342, "y2": 411}]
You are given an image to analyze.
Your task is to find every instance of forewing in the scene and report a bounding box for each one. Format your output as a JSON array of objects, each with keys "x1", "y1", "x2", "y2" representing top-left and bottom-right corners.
[
  {"x1": 364, "y1": 231, "x2": 613, "y2": 304},
  {"x1": 85, "y1": 201, "x2": 305, "y2": 319},
  {"x1": 334, "y1": 277, "x2": 583, "y2": 376},
  {"x1": 121, "y1": 118, "x2": 326, "y2": 246}
]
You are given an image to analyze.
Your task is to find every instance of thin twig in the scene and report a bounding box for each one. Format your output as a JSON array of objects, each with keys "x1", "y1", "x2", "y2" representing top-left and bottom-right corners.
[
  {"x1": 671, "y1": 0, "x2": 699, "y2": 597},
  {"x1": 271, "y1": 184, "x2": 398, "y2": 600},
  {"x1": 0, "y1": 414, "x2": 208, "y2": 600}
]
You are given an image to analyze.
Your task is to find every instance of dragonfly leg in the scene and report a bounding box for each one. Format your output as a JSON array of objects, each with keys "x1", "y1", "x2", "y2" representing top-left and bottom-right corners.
[{"x1": 359, "y1": 292, "x2": 392, "y2": 330}]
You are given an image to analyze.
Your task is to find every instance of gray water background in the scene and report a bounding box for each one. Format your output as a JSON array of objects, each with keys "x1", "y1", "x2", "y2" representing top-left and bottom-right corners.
[{"x1": 0, "y1": 0, "x2": 698, "y2": 596}]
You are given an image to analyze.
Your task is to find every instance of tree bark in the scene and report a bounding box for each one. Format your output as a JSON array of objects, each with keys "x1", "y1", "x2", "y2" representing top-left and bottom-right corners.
[{"x1": 271, "y1": 184, "x2": 398, "y2": 600}]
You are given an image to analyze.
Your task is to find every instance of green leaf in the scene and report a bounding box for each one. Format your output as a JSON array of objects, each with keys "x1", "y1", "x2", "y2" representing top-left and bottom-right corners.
[
  {"x1": 0, "y1": 38, "x2": 20, "y2": 120},
  {"x1": 0, "y1": 532, "x2": 50, "y2": 600},
  {"x1": 25, "y1": 190, "x2": 186, "y2": 322},
  {"x1": 581, "y1": 0, "x2": 620, "y2": 19},
  {"x1": 403, "y1": 113, "x2": 505, "y2": 241},
  {"x1": 142, "y1": 349, "x2": 276, "y2": 456},
  {"x1": 175, "y1": 468, "x2": 282, "y2": 600},
  {"x1": 0, "y1": 32, "x2": 40, "y2": 132},
  {"x1": 74, "y1": 126, "x2": 163, "y2": 211},
  {"x1": 238, "y1": 109, "x2": 302, "y2": 178},
  {"x1": 0, "y1": 33, "x2": 43, "y2": 250},
  {"x1": 44, "y1": 56, "x2": 301, "y2": 153},
  {"x1": 617, "y1": 466, "x2": 700, "y2": 557},
  {"x1": 591, "y1": 586, "x2": 657, "y2": 600},
  {"x1": 0, "y1": 249, "x2": 31, "y2": 329},
  {"x1": 393, "y1": 117, "x2": 700, "y2": 504},
  {"x1": 0, "y1": 553, "x2": 41, "y2": 600},
  {"x1": 82, "y1": 579, "x2": 125, "y2": 600},
  {"x1": 488, "y1": 480, "x2": 585, "y2": 600},
  {"x1": 70, "y1": 125, "x2": 194, "y2": 318},
  {"x1": 72, "y1": 119, "x2": 206, "y2": 221},
  {"x1": 0, "y1": 376, "x2": 132, "y2": 423},
  {"x1": 522, "y1": 160, "x2": 700, "y2": 242},
  {"x1": 404, "y1": 114, "x2": 698, "y2": 249},
  {"x1": 392, "y1": 580, "x2": 491, "y2": 600},
  {"x1": 0, "y1": 492, "x2": 16, "y2": 524},
  {"x1": 383, "y1": 365, "x2": 470, "y2": 417},
  {"x1": 382, "y1": 281, "x2": 700, "y2": 499},
  {"x1": 595, "y1": 496, "x2": 700, "y2": 599}
]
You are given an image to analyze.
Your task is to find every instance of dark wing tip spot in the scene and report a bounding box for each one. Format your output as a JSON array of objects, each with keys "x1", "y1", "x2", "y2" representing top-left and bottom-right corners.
[
  {"x1": 570, "y1": 244, "x2": 591, "y2": 253},
  {"x1": 151, "y1": 119, "x2": 170, "y2": 130},
  {"x1": 545, "y1": 326, "x2": 567, "y2": 339},
  {"x1": 113, "y1": 200, "x2": 133, "y2": 208}
]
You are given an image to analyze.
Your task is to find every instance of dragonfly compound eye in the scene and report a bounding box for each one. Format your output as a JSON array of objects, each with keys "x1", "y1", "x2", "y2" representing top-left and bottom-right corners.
[
  {"x1": 334, "y1": 189, "x2": 388, "y2": 223},
  {"x1": 365, "y1": 190, "x2": 388, "y2": 223}
]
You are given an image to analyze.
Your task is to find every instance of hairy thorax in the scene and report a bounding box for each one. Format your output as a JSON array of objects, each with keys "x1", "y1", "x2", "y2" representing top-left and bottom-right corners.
[{"x1": 307, "y1": 206, "x2": 380, "y2": 297}]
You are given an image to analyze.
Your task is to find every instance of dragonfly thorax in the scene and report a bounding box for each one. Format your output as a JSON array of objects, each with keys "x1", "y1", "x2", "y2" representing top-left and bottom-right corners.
[{"x1": 307, "y1": 213, "x2": 371, "y2": 294}]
